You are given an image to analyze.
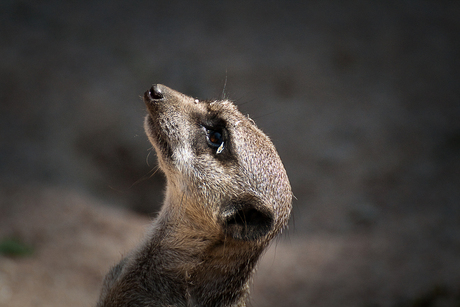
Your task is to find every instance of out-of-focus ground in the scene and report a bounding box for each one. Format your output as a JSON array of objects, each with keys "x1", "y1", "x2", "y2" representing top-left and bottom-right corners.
[{"x1": 1, "y1": 1, "x2": 460, "y2": 306}]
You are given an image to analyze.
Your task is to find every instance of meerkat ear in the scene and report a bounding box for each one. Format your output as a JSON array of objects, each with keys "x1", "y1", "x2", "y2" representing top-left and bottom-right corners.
[{"x1": 222, "y1": 198, "x2": 274, "y2": 241}]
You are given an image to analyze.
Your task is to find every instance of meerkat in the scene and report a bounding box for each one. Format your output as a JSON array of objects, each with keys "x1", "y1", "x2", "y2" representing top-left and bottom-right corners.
[{"x1": 97, "y1": 84, "x2": 292, "y2": 307}]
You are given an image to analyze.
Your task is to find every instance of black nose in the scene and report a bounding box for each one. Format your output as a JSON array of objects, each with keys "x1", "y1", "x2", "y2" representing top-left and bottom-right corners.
[{"x1": 146, "y1": 84, "x2": 164, "y2": 100}]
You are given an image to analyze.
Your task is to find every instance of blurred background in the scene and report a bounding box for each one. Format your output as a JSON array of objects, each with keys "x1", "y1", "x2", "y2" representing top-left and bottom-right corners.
[{"x1": 1, "y1": 0, "x2": 460, "y2": 306}]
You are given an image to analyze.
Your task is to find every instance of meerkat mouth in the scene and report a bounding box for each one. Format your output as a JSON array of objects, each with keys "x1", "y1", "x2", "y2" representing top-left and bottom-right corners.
[{"x1": 143, "y1": 85, "x2": 174, "y2": 160}]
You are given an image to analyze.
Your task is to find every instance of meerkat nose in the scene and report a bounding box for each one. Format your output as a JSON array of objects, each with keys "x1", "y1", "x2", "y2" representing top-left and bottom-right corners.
[{"x1": 147, "y1": 84, "x2": 164, "y2": 100}]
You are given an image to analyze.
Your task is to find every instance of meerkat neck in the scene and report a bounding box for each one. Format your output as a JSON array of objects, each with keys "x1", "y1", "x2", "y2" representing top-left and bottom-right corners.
[{"x1": 135, "y1": 198, "x2": 262, "y2": 306}]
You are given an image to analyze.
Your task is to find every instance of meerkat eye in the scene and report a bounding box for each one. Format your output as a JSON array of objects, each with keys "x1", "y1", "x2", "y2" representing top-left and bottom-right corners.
[{"x1": 206, "y1": 129, "x2": 223, "y2": 147}]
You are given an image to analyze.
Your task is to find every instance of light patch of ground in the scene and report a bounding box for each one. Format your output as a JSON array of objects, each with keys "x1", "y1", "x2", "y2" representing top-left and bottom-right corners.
[
  {"x1": 0, "y1": 185, "x2": 149, "y2": 307},
  {"x1": 1, "y1": 185, "x2": 459, "y2": 307}
]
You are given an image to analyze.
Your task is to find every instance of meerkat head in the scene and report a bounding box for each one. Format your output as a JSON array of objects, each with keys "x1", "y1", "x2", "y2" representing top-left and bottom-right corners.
[{"x1": 143, "y1": 84, "x2": 291, "y2": 247}]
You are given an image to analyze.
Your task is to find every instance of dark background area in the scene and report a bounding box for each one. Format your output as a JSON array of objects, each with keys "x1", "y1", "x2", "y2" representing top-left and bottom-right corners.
[{"x1": 1, "y1": 0, "x2": 460, "y2": 306}]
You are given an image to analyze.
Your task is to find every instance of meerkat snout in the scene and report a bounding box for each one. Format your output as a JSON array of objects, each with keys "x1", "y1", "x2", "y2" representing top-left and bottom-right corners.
[
  {"x1": 97, "y1": 84, "x2": 292, "y2": 307},
  {"x1": 145, "y1": 84, "x2": 165, "y2": 100}
]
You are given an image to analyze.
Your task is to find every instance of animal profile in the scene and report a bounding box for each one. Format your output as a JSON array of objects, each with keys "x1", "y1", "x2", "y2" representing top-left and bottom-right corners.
[{"x1": 97, "y1": 84, "x2": 292, "y2": 307}]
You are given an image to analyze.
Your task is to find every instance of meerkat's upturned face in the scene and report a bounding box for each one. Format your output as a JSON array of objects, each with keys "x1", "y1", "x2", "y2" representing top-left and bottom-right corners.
[{"x1": 143, "y1": 84, "x2": 291, "y2": 243}]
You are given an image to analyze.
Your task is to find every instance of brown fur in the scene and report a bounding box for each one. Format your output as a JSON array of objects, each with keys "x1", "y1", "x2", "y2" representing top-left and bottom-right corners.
[{"x1": 97, "y1": 84, "x2": 292, "y2": 306}]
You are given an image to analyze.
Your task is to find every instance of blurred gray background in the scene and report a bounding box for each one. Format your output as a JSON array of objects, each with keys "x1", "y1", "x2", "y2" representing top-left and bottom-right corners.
[{"x1": 1, "y1": 0, "x2": 460, "y2": 306}]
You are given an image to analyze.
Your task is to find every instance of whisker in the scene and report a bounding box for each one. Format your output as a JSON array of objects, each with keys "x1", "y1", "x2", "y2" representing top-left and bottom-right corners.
[
  {"x1": 146, "y1": 147, "x2": 155, "y2": 167},
  {"x1": 252, "y1": 109, "x2": 283, "y2": 120},
  {"x1": 128, "y1": 165, "x2": 160, "y2": 189},
  {"x1": 221, "y1": 71, "x2": 228, "y2": 100}
]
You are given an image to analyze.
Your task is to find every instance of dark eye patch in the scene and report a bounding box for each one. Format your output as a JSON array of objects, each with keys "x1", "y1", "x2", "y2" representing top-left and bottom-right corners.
[
  {"x1": 191, "y1": 111, "x2": 236, "y2": 162},
  {"x1": 206, "y1": 129, "x2": 224, "y2": 152}
]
